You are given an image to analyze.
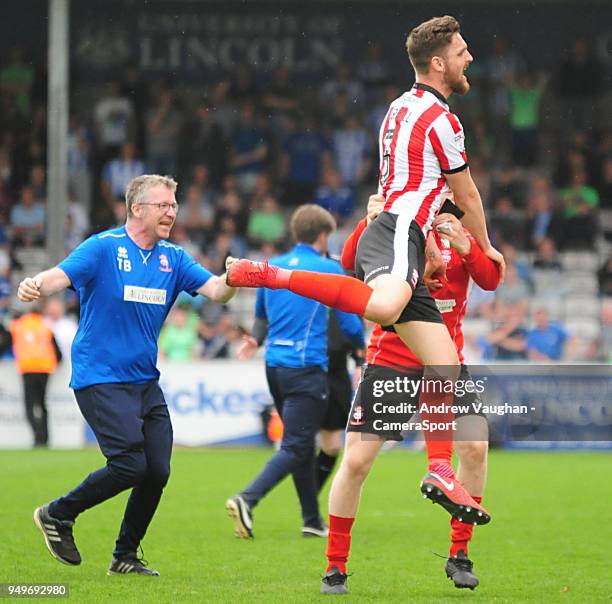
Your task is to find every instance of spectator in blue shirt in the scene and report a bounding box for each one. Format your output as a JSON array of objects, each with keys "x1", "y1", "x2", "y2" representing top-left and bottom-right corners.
[
  {"x1": 230, "y1": 102, "x2": 268, "y2": 195},
  {"x1": 313, "y1": 167, "x2": 356, "y2": 222},
  {"x1": 281, "y1": 113, "x2": 331, "y2": 207},
  {"x1": 526, "y1": 308, "x2": 569, "y2": 361},
  {"x1": 332, "y1": 113, "x2": 372, "y2": 188},
  {"x1": 10, "y1": 184, "x2": 45, "y2": 247},
  {"x1": 227, "y1": 204, "x2": 364, "y2": 539},
  {"x1": 0, "y1": 262, "x2": 10, "y2": 317},
  {"x1": 100, "y1": 142, "x2": 147, "y2": 208}
]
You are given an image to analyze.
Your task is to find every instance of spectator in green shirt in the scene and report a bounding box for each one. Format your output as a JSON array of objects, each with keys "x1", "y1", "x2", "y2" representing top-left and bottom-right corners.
[
  {"x1": 158, "y1": 305, "x2": 200, "y2": 361},
  {"x1": 509, "y1": 72, "x2": 543, "y2": 167},
  {"x1": 0, "y1": 46, "x2": 34, "y2": 115},
  {"x1": 559, "y1": 168, "x2": 599, "y2": 249},
  {"x1": 247, "y1": 197, "x2": 286, "y2": 246},
  {"x1": 559, "y1": 169, "x2": 599, "y2": 218}
]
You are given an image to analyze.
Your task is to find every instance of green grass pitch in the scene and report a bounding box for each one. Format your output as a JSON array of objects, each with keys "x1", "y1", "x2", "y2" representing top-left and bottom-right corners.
[{"x1": 1, "y1": 448, "x2": 610, "y2": 603}]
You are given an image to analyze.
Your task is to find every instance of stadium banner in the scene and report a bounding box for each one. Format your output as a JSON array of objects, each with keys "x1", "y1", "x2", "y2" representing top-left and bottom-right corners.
[
  {"x1": 2, "y1": 361, "x2": 610, "y2": 449},
  {"x1": 64, "y1": 1, "x2": 612, "y2": 82},
  {"x1": 0, "y1": 364, "x2": 84, "y2": 449},
  {"x1": 157, "y1": 360, "x2": 272, "y2": 446}
]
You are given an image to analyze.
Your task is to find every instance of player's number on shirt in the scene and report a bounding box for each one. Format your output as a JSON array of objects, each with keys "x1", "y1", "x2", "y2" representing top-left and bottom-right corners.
[{"x1": 380, "y1": 153, "x2": 390, "y2": 184}]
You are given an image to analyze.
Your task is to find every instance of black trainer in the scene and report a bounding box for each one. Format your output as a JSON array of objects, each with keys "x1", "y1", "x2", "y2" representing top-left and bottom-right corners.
[
  {"x1": 320, "y1": 565, "x2": 348, "y2": 595},
  {"x1": 445, "y1": 550, "x2": 479, "y2": 590},
  {"x1": 108, "y1": 553, "x2": 160, "y2": 576},
  {"x1": 302, "y1": 522, "x2": 329, "y2": 538},
  {"x1": 225, "y1": 496, "x2": 253, "y2": 538},
  {"x1": 33, "y1": 504, "x2": 81, "y2": 566}
]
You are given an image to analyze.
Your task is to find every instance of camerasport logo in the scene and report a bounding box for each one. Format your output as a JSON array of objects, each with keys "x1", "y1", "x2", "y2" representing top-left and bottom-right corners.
[
  {"x1": 350, "y1": 405, "x2": 365, "y2": 426},
  {"x1": 159, "y1": 254, "x2": 173, "y2": 272}
]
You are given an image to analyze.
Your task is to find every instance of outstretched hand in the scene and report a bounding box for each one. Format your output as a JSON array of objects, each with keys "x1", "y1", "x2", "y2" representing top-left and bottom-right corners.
[
  {"x1": 17, "y1": 277, "x2": 42, "y2": 302},
  {"x1": 237, "y1": 334, "x2": 259, "y2": 360}
]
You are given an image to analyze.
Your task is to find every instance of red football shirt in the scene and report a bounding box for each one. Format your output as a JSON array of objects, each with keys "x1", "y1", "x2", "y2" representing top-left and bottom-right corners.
[{"x1": 342, "y1": 217, "x2": 500, "y2": 368}]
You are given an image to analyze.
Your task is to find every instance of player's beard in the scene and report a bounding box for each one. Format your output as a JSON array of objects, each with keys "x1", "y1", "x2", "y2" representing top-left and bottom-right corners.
[{"x1": 447, "y1": 70, "x2": 470, "y2": 95}]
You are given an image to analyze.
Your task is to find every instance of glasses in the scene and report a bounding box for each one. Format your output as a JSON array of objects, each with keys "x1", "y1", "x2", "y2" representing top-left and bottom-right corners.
[{"x1": 137, "y1": 202, "x2": 179, "y2": 212}]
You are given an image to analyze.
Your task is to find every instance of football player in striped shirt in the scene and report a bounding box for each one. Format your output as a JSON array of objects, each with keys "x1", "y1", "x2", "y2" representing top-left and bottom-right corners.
[{"x1": 227, "y1": 15, "x2": 504, "y2": 534}]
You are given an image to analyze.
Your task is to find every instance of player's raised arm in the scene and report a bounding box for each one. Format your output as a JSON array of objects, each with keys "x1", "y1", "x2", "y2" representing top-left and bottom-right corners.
[
  {"x1": 443, "y1": 169, "x2": 506, "y2": 280},
  {"x1": 197, "y1": 256, "x2": 238, "y2": 303},
  {"x1": 443, "y1": 169, "x2": 488, "y2": 250},
  {"x1": 197, "y1": 275, "x2": 236, "y2": 303},
  {"x1": 17, "y1": 267, "x2": 71, "y2": 302}
]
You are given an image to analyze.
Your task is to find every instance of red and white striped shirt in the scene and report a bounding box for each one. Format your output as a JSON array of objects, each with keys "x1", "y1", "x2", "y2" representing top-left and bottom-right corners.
[{"x1": 378, "y1": 83, "x2": 468, "y2": 234}]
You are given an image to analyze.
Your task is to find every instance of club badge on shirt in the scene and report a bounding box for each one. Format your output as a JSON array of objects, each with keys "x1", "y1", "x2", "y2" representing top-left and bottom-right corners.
[
  {"x1": 159, "y1": 254, "x2": 172, "y2": 273},
  {"x1": 350, "y1": 405, "x2": 365, "y2": 426}
]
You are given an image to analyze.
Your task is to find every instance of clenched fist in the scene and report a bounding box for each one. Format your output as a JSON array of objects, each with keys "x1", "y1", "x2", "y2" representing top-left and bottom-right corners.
[{"x1": 17, "y1": 277, "x2": 42, "y2": 302}]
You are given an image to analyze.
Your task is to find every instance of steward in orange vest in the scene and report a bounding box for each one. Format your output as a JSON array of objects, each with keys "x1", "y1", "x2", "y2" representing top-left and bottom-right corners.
[
  {"x1": 10, "y1": 310, "x2": 61, "y2": 446},
  {"x1": 10, "y1": 311, "x2": 59, "y2": 374}
]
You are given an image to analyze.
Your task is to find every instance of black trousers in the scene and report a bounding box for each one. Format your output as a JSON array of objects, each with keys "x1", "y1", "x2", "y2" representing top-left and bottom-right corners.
[
  {"x1": 241, "y1": 366, "x2": 328, "y2": 527},
  {"x1": 23, "y1": 373, "x2": 50, "y2": 446},
  {"x1": 49, "y1": 380, "x2": 173, "y2": 557}
]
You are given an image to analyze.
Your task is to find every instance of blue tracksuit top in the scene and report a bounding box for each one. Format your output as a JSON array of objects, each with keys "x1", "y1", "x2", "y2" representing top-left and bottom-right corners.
[{"x1": 255, "y1": 244, "x2": 364, "y2": 370}]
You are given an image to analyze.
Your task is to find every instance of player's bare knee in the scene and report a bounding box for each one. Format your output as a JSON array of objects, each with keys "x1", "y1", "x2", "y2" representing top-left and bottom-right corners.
[
  {"x1": 366, "y1": 276, "x2": 412, "y2": 325},
  {"x1": 457, "y1": 441, "x2": 487, "y2": 469},
  {"x1": 343, "y1": 452, "x2": 374, "y2": 482},
  {"x1": 366, "y1": 299, "x2": 404, "y2": 326}
]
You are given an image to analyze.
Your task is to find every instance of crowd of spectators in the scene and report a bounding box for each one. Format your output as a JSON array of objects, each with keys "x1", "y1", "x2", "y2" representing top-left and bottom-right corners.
[{"x1": 0, "y1": 34, "x2": 610, "y2": 362}]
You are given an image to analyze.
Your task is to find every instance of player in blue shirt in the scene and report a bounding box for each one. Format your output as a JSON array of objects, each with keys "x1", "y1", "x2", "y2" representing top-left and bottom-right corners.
[
  {"x1": 18, "y1": 175, "x2": 237, "y2": 575},
  {"x1": 226, "y1": 205, "x2": 364, "y2": 539}
]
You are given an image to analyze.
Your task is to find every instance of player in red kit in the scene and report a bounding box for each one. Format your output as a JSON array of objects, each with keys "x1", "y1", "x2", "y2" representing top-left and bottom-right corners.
[
  {"x1": 227, "y1": 16, "x2": 504, "y2": 530},
  {"x1": 320, "y1": 194, "x2": 500, "y2": 594}
]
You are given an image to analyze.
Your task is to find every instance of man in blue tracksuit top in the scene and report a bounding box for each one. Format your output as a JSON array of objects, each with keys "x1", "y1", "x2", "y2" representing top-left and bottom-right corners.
[
  {"x1": 227, "y1": 204, "x2": 364, "y2": 538},
  {"x1": 17, "y1": 175, "x2": 237, "y2": 575}
]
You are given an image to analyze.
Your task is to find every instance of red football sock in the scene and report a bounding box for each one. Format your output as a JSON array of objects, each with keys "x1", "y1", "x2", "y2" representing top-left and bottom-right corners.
[
  {"x1": 419, "y1": 376, "x2": 454, "y2": 471},
  {"x1": 450, "y1": 495, "x2": 482, "y2": 557},
  {"x1": 287, "y1": 271, "x2": 373, "y2": 316},
  {"x1": 326, "y1": 514, "x2": 355, "y2": 574}
]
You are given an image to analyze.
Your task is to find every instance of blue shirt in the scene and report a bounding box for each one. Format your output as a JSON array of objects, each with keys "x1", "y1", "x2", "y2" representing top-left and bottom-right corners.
[
  {"x1": 232, "y1": 126, "x2": 267, "y2": 174},
  {"x1": 256, "y1": 244, "x2": 364, "y2": 370},
  {"x1": 526, "y1": 323, "x2": 568, "y2": 360},
  {"x1": 284, "y1": 131, "x2": 330, "y2": 184},
  {"x1": 10, "y1": 203, "x2": 45, "y2": 228},
  {"x1": 58, "y1": 226, "x2": 212, "y2": 389},
  {"x1": 102, "y1": 159, "x2": 147, "y2": 197},
  {"x1": 314, "y1": 185, "x2": 356, "y2": 218}
]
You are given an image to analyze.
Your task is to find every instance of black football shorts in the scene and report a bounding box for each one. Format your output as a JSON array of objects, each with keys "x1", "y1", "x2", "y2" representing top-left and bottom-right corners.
[{"x1": 354, "y1": 212, "x2": 443, "y2": 328}]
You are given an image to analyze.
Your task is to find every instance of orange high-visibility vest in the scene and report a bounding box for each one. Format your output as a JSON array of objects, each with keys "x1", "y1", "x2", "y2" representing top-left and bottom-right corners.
[{"x1": 10, "y1": 313, "x2": 58, "y2": 374}]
